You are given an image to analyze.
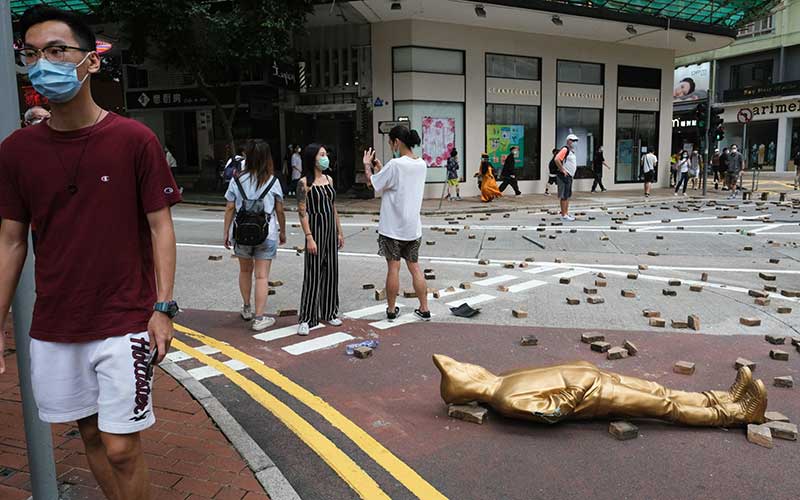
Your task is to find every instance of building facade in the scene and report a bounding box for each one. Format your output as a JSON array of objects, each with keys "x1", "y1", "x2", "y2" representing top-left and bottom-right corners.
[{"x1": 675, "y1": 0, "x2": 800, "y2": 172}]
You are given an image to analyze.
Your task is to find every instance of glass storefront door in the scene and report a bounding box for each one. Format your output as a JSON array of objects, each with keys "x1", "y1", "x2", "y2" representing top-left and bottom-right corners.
[{"x1": 616, "y1": 111, "x2": 658, "y2": 183}]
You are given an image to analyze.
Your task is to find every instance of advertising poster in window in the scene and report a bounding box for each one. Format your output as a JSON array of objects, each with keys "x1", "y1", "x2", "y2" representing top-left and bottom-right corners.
[
  {"x1": 673, "y1": 63, "x2": 710, "y2": 103},
  {"x1": 486, "y1": 124, "x2": 525, "y2": 171},
  {"x1": 421, "y1": 117, "x2": 456, "y2": 167}
]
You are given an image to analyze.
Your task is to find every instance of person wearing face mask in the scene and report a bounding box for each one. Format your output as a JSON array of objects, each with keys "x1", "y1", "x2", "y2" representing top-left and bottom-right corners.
[
  {"x1": 23, "y1": 105, "x2": 51, "y2": 126},
  {"x1": 591, "y1": 145, "x2": 609, "y2": 193},
  {"x1": 726, "y1": 144, "x2": 745, "y2": 198},
  {"x1": 553, "y1": 134, "x2": 580, "y2": 221},
  {"x1": 475, "y1": 153, "x2": 502, "y2": 202},
  {"x1": 363, "y1": 126, "x2": 431, "y2": 322},
  {"x1": 296, "y1": 144, "x2": 344, "y2": 335},
  {"x1": 674, "y1": 151, "x2": 691, "y2": 196},
  {"x1": 640, "y1": 148, "x2": 657, "y2": 197},
  {"x1": 498, "y1": 146, "x2": 522, "y2": 195},
  {"x1": 0, "y1": 7, "x2": 181, "y2": 499}
]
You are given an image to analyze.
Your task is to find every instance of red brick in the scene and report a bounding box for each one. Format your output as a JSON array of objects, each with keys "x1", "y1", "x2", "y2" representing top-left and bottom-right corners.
[
  {"x1": 166, "y1": 446, "x2": 209, "y2": 465},
  {"x1": 1, "y1": 470, "x2": 30, "y2": 490},
  {"x1": 151, "y1": 485, "x2": 187, "y2": 500},
  {"x1": 214, "y1": 486, "x2": 247, "y2": 500},
  {"x1": 0, "y1": 452, "x2": 27, "y2": 470},
  {"x1": 161, "y1": 433, "x2": 207, "y2": 450},
  {"x1": 232, "y1": 473, "x2": 263, "y2": 492},
  {"x1": 144, "y1": 452, "x2": 180, "y2": 473},
  {"x1": 60, "y1": 451, "x2": 91, "y2": 469},
  {"x1": 202, "y1": 455, "x2": 247, "y2": 473},
  {"x1": 58, "y1": 467, "x2": 99, "y2": 488},
  {"x1": 243, "y1": 492, "x2": 270, "y2": 499},
  {"x1": 150, "y1": 469, "x2": 182, "y2": 488},
  {"x1": 0, "y1": 484, "x2": 36, "y2": 500},
  {"x1": 175, "y1": 477, "x2": 223, "y2": 498}
]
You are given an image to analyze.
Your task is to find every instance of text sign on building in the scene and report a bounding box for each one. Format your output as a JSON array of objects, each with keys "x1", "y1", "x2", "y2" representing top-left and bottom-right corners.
[
  {"x1": 126, "y1": 88, "x2": 236, "y2": 110},
  {"x1": 618, "y1": 87, "x2": 660, "y2": 112},
  {"x1": 557, "y1": 83, "x2": 604, "y2": 108},
  {"x1": 723, "y1": 99, "x2": 800, "y2": 123},
  {"x1": 379, "y1": 121, "x2": 409, "y2": 134},
  {"x1": 485, "y1": 77, "x2": 541, "y2": 106}
]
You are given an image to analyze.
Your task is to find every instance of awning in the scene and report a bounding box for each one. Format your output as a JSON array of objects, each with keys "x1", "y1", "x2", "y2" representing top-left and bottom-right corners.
[{"x1": 11, "y1": 0, "x2": 100, "y2": 20}]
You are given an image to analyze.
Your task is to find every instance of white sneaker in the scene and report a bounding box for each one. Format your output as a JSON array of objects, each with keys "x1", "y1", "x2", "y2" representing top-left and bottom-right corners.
[
  {"x1": 297, "y1": 322, "x2": 310, "y2": 336},
  {"x1": 673, "y1": 192, "x2": 678, "y2": 196},
  {"x1": 241, "y1": 304, "x2": 253, "y2": 321},
  {"x1": 561, "y1": 215, "x2": 575, "y2": 222},
  {"x1": 252, "y1": 316, "x2": 275, "y2": 332},
  {"x1": 682, "y1": 192, "x2": 687, "y2": 197},
  {"x1": 328, "y1": 318, "x2": 343, "y2": 326}
]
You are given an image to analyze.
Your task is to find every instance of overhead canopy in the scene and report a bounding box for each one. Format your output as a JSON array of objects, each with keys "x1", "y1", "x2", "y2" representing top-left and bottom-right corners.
[{"x1": 11, "y1": 0, "x2": 100, "y2": 20}]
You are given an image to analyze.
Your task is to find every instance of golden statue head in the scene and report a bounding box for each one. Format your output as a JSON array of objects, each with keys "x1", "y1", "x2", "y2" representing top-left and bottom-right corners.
[{"x1": 432, "y1": 354, "x2": 499, "y2": 404}]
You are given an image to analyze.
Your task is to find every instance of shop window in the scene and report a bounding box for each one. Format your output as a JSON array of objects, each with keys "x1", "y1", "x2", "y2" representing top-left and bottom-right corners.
[
  {"x1": 393, "y1": 101, "x2": 465, "y2": 183},
  {"x1": 618, "y1": 66, "x2": 661, "y2": 89},
  {"x1": 486, "y1": 104, "x2": 541, "y2": 181},
  {"x1": 393, "y1": 47, "x2": 464, "y2": 75},
  {"x1": 745, "y1": 120, "x2": 779, "y2": 171},
  {"x1": 730, "y1": 60, "x2": 773, "y2": 89},
  {"x1": 557, "y1": 61, "x2": 603, "y2": 85},
  {"x1": 556, "y1": 107, "x2": 603, "y2": 179},
  {"x1": 486, "y1": 54, "x2": 540, "y2": 81},
  {"x1": 616, "y1": 111, "x2": 659, "y2": 183}
]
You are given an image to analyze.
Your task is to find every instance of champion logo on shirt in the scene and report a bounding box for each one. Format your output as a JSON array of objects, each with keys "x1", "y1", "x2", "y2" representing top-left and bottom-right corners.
[
  {"x1": 164, "y1": 187, "x2": 175, "y2": 194},
  {"x1": 100, "y1": 176, "x2": 110, "y2": 182}
]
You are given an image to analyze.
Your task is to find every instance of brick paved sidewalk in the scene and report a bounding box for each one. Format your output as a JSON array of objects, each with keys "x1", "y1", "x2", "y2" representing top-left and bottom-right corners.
[{"x1": 1, "y1": 332, "x2": 269, "y2": 500}]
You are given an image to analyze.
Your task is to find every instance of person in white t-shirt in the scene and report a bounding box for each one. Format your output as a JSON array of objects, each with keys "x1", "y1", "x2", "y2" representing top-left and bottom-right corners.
[
  {"x1": 553, "y1": 133, "x2": 579, "y2": 221},
  {"x1": 363, "y1": 125, "x2": 431, "y2": 322},
  {"x1": 289, "y1": 146, "x2": 302, "y2": 196},
  {"x1": 223, "y1": 140, "x2": 287, "y2": 332},
  {"x1": 641, "y1": 149, "x2": 657, "y2": 197}
]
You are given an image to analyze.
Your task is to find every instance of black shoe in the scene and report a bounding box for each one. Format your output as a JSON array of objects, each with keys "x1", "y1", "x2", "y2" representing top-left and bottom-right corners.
[
  {"x1": 414, "y1": 309, "x2": 431, "y2": 321},
  {"x1": 386, "y1": 307, "x2": 399, "y2": 321}
]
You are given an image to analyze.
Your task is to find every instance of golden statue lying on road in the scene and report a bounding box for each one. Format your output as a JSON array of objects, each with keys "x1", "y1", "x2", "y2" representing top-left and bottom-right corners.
[{"x1": 433, "y1": 355, "x2": 767, "y2": 426}]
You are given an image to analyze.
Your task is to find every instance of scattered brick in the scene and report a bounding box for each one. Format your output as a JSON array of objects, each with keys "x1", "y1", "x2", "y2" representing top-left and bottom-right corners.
[
  {"x1": 649, "y1": 317, "x2": 666, "y2": 327},
  {"x1": 581, "y1": 332, "x2": 605, "y2": 343},
  {"x1": 403, "y1": 289, "x2": 417, "y2": 298},
  {"x1": 425, "y1": 274, "x2": 436, "y2": 280},
  {"x1": 781, "y1": 289, "x2": 800, "y2": 297},
  {"x1": 623, "y1": 340, "x2": 638, "y2": 356},
  {"x1": 595, "y1": 280, "x2": 607, "y2": 287},
  {"x1": 662, "y1": 289, "x2": 677, "y2": 297},
  {"x1": 560, "y1": 277, "x2": 571, "y2": 284},
  {"x1": 607, "y1": 347, "x2": 628, "y2": 360},
  {"x1": 587, "y1": 296, "x2": 605, "y2": 304},
  {"x1": 747, "y1": 424, "x2": 773, "y2": 448},
  {"x1": 765, "y1": 421, "x2": 798, "y2": 441},
  {"x1": 671, "y1": 319, "x2": 689, "y2": 329},
  {"x1": 591, "y1": 341, "x2": 611, "y2": 353},
  {"x1": 656, "y1": 235, "x2": 664, "y2": 240},
  {"x1": 777, "y1": 307, "x2": 792, "y2": 314},
  {"x1": 743, "y1": 246, "x2": 753, "y2": 251},
  {"x1": 374, "y1": 289, "x2": 386, "y2": 301},
  {"x1": 638, "y1": 264, "x2": 648, "y2": 271},
  {"x1": 597, "y1": 272, "x2": 606, "y2": 279},
  {"x1": 468, "y1": 234, "x2": 476, "y2": 239},
  {"x1": 759, "y1": 272, "x2": 777, "y2": 281},
  {"x1": 608, "y1": 421, "x2": 638, "y2": 440},
  {"x1": 735, "y1": 358, "x2": 756, "y2": 371},
  {"x1": 519, "y1": 262, "x2": 529, "y2": 268},
  {"x1": 497, "y1": 285, "x2": 510, "y2": 292},
  {"x1": 774, "y1": 376, "x2": 794, "y2": 388},
  {"x1": 701, "y1": 272, "x2": 709, "y2": 282},
  {"x1": 478, "y1": 259, "x2": 490, "y2": 265},
  {"x1": 765, "y1": 411, "x2": 790, "y2": 422},
  {"x1": 600, "y1": 235, "x2": 609, "y2": 241},
  {"x1": 354, "y1": 346, "x2": 373, "y2": 359},
  {"x1": 765, "y1": 335, "x2": 785, "y2": 345},
  {"x1": 647, "y1": 251, "x2": 659, "y2": 257},
  {"x1": 754, "y1": 297, "x2": 771, "y2": 306},
  {"x1": 673, "y1": 361, "x2": 695, "y2": 375},
  {"x1": 668, "y1": 280, "x2": 682, "y2": 286},
  {"x1": 628, "y1": 273, "x2": 639, "y2": 280},
  {"x1": 208, "y1": 255, "x2": 223, "y2": 261},
  {"x1": 770, "y1": 349, "x2": 789, "y2": 361},
  {"x1": 688, "y1": 315, "x2": 701, "y2": 331},
  {"x1": 519, "y1": 334, "x2": 537, "y2": 345},
  {"x1": 459, "y1": 282, "x2": 472, "y2": 289},
  {"x1": 268, "y1": 289, "x2": 276, "y2": 296},
  {"x1": 503, "y1": 263, "x2": 515, "y2": 269},
  {"x1": 689, "y1": 285, "x2": 703, "y2": 292},
  {"x1": 764, "y1": 285, "x2": 778, "y2": 292},
  {"x1": 621, "y1": 290, "x2": 636, "y2": 298},
  {"x1": 426, "y1": 240, "x2": 436, "y2": 246},
  {"x1": 448, "y1": 404, "x2": 488, "y2": 424},
  {"x1": 432, "y1": 291, "x2": 442, "y2": 299},
  {"x1": 555, "y1": 258, "x2": 563, "y2": 263},
  {"x1": 740, "y1": 317, "x2": 762, "y2": 327},
  {"x1": 525, "y1": 257, "x2": 536, "y2": 262},
  {"x1": 584, "y1": 287, "x2": 598, "y2": 295},
  {"x1": 642, "y1": 309, "x2": 660, "y2": 318},
  {"x1": 277, "y1": 309, "x2": 297, "y2": 317},
  {"x1": 769, "y1": 258, "x2": 780, "y2": 264},
  {"x1": 487, "y1": 236, "x2": 496, "y2": 241},
  {"x1": 749, "y1": 289, "x2": 768, "y2": 298},
  {"x1": 362, "y1": 283, "x2": 375, "y2": 290},
  {"x1": 566, "y1": 297, "x2": 580, "y2": 305},
  {"x1": 474, "y1": 271, "x2": 488, "y2": 278}
]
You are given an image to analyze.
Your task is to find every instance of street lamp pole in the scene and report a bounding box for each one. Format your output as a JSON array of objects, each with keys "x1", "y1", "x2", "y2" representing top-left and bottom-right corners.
[{"x1": 0, "y1": 2, "x2": 59, "y2": 498}]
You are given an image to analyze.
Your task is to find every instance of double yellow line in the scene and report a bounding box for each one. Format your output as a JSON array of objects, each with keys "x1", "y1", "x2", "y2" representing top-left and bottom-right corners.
[{"x1": 173, "y1": 324, "x2": 448, "y2": 500}]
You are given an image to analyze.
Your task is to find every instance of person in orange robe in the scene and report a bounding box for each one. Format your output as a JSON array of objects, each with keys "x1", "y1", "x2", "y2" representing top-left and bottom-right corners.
[{"x1": 475, "y1": 153, "x2": 502, "y2": 203}]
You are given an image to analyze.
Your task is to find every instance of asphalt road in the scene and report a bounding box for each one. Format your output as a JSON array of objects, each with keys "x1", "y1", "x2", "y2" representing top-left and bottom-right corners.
[{"x1": 167, "y1": 195, "x2": 800, "y2": 500}]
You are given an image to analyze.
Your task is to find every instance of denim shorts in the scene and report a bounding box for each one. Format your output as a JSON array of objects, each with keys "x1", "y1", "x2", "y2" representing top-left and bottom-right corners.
[{"x1": 234, "y1": 238, "x2": 277, "y2": 260}]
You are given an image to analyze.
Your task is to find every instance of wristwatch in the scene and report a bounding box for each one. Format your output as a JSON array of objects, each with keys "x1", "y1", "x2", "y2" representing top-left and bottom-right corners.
[{"x1": 154, "y1": 301, "x2": 180, "y2": 319}]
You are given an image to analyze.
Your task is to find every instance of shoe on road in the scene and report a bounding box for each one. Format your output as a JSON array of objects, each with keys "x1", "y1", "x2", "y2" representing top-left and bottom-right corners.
[
  {"x1": 414, "y1": 309, "x2": 432, "y2": 321},
  {"x1": 328, "y1": 317, "x2": 343, "y2": 326},
  {"x1": 241, "y1": 304, "x2": 253, "y2": 321},
  {"x1": 561, "y1": 215, "x2": 575, "y2": 222},
  {"x1": 386, "y1": 307, "x2": 399, "y2": 321},
  {"x1": 297, "y1": 322, "x2": 310, "y2": 336},
  {"x1": 252, "y1": 316, "x2": 275, "y2": 332}
]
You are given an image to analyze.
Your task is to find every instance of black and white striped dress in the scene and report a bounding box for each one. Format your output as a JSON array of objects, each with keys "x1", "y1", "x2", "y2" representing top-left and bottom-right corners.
[{"x1": 299, "y1": 184, "x2": 339, "y2": 326}]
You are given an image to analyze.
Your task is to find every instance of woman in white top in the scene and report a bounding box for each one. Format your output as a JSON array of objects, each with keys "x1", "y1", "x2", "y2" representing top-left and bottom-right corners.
[
  {"x1": 362, "y1": 126, "x2": 431, "y2": 322},
  {"x1": 223, "y1": 140, "x2": 287, "y2": 331},
  {"x1": 674, "y1": 151, "x2": 691, "y2": 196}
]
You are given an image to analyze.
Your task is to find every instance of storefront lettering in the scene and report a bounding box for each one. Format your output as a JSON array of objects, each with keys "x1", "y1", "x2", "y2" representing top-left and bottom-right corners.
[
  {"x1": 744, "y1": 100, "x2": 800, "y2": 117},
  {"x1": 558, "y1": 91, "x2": 603, "y2": 100},
  {"x1": 487, "y1": 87, "x2": 540, "y2": 97},
  {"x1": 620, "y1": 96, "x2": 659, "y2": 104},
  {"x1": 672, "y1": 118, "x2": 697, "y2": 128}
]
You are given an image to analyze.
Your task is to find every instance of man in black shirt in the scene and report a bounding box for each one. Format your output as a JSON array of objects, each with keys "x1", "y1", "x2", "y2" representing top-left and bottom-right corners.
[{"x1": 498, "y1": 146, "x2": 522, "y2": 195}]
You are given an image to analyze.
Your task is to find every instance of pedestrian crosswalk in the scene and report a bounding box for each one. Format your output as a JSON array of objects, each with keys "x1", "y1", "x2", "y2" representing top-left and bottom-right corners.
[{"x1": 282, "y1": 332, "x2": 355, "y2": 356}]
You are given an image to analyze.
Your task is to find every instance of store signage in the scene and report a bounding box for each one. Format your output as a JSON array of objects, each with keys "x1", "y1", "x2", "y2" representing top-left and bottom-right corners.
[
  {"x1": 618, "y1": 87, "x2": 660, "y2": 111},
  {"x1": 672, "y1": 117, "x2": 698, "y2": 128},
  {"x1": 725, "y1": 99, "x2": 800, "y2": 123},
  {"x1": 379, "y1": 121, "x2": 409, "y2": 134},
  {"x1": 723, "y1": 80, "x2": 800, "y2": 102},
  {"x1": 557, "y1": 83, "x2": 603, "y2": 108},
  {"x1": 268, "y1": 60, "x2": 299, "y2": 91},
  {"x1": 674, "y1": 63, "x2": 710, "y2": 103},
  {"x1": 127, "y1": 87, "x2": 236, "y2": 110},
  {"x1": 737, "y1": 108, "x2": 753, "y2": 124},
  {"x1": 486, "y1": 77, "x2": 541, "y2": 106}
]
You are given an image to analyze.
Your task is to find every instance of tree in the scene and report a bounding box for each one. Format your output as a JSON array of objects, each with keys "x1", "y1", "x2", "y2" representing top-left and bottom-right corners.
[{"x1": 99, "y1": 0, "x2": 313, "y2": 151}]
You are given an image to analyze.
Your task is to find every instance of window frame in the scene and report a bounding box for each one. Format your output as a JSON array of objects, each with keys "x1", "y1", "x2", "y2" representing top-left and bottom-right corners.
[
  {"x1": 485, "y1": 53, "x2": 541, "y2": 81},
  {"x1": 556, "y1": 59, "x2": 605, "y2": 85},
  {"x1": 391, "y1": 45, "x2": 466, "y2": 76},
  {"x1": 730, "y1": 59, "x2": 774, "y2": 89}
]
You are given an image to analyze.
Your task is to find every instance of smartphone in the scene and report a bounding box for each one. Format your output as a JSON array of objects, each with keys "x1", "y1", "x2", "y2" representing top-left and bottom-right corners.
[{"x1": 146, "y1": 346, "x2": 159, "y2": 380}]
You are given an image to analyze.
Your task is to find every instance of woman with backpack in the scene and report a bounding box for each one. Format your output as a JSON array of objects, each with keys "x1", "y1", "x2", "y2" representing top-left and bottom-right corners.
[
  {"x1": 223, "y1": 140, "x2": 287, "y2": 332},
  {"x1": 296, "y1": 143, "x2": 344, "y2": 335}
]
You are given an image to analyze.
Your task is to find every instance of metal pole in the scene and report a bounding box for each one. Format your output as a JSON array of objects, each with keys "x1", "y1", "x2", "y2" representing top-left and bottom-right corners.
[
  {"x1": 702, "y1": 62, "x2": 716, "y2": 197},
  {"x1": 1, "y1": 2, "x2": 60, "y2": 498}
]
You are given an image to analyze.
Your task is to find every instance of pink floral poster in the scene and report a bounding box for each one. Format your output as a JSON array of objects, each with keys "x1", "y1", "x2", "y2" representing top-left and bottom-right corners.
[{"x1": 421, "y1": 117, "x2": 456, "y2": 167}]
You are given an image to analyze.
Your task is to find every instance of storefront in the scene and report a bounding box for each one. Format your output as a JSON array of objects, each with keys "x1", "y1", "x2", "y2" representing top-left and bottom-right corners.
[{"x1": 370, "y1": 18, "x2": 676, "y2": 198}]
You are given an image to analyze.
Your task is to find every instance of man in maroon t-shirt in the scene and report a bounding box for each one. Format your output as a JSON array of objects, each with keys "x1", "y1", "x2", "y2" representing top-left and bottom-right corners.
[{"x1": 0, "y1": 7, "x2": 180, "y2": 499}]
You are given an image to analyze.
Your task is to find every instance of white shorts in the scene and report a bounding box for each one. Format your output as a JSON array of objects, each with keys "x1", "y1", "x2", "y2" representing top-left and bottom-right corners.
[{"x1": 30, "y1": 331, "x2": 156, "y2": 434}]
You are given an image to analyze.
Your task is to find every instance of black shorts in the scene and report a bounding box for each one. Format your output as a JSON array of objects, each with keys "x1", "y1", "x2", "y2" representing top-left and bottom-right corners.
[
  {"x1": 556, "y1": 174, "x2": 573, "y2": 200},
  {"x1": 547, "y1": 175, "x2": 557, "y2": 185},
  {"x1": 378, "y1": 235, "x2": 421, "y2": 262},
  {"x1": 643, "y1": 170, "x2": 655, "y2": 183}
]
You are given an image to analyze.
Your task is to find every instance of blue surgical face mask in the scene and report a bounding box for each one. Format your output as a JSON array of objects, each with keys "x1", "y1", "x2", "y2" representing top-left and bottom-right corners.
[
  {"x1": 318, "y1": 156, "x2": 330, "y2": 170},
  {"x1": 27, "y1": 53, "x2": 92, "y2": 103}
]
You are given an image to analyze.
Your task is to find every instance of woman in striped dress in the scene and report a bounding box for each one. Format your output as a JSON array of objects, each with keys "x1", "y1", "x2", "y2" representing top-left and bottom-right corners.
[{"x1": 296, "y1": 144, "x2": 344, "y2": 335}]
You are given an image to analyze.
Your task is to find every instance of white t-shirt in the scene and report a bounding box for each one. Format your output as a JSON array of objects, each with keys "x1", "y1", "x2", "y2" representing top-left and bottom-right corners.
[
  {"x1": 678, "y1": 158, "x2": 690, "y2": 173},
  {"x1": 555, "y1": 147, "x2": 577, "y2": 177},
  {"x1": 291, "y1": 153, "x2": 302, "y2": 180},
  {"x1": 642, "y1": 153, "x2": 657, "y2": 173},
  {"x1": 225, "y1": 173, "x2": 284, "y2": 242},
  {"x1": 371, "y1": 156, "x2": 427, "y2": 241}
]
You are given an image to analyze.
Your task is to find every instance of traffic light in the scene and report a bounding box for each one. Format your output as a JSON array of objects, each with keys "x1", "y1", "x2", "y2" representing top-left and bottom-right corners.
[
  {"x1": 710, "y1": 106, "x2": 725, "y2": 142},
  {"x1": 695, "y1": 103, "x2": 708, "y2": 130}
]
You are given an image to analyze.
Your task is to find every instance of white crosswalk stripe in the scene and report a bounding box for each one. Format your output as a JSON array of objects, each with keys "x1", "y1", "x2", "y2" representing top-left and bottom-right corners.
[
  {"x1": 369, "y1": 313, "x2": 432, "y2": 330},
  {"x1": 253, "y1": 324, "x2": 323, "y2": 342},
  {"x1": 506, "y1": 279, "x2": 548, "y2": 293},
  {"x1": 473, "y1": 274, "x2": 519, "y2": 286},
  {"x1": 524, "y1": 265, "x2": 559, "y2": 275},
  {"x1": 282, "y1": 332, "x2": 355, "y2": 355},
  {"x1": 187, "y1": 359, "x2": 250, "y2": 381},
  {"x1": 446, "y1": 294, "x2": 496, "y2": 308},
  {"x1": 551, "y1": 268, "x2": 591, "y2": 279},
  {"x1": 344, "y1": 303, "x2": 406, "y2": 319}
]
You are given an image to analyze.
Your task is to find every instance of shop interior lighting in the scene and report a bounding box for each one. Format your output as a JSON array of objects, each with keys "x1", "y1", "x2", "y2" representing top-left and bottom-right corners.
[
  {"x1": 626, "y1": 24, "x2": 637, "y2": 35},
  {"x1": 475, "y1": 4, "x2": 486, "y2": 18},
  {"x1": 685, "y1": 32, "x2": 696, "y2": 42},
  {"x1": 551, "y1": 15, "x2": 563, "y2": 26},
  {"x1": 391, "y1": 1, "x2": 401, "y2": 10}
]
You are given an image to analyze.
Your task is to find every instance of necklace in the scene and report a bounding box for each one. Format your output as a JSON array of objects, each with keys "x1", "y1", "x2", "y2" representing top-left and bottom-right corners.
[{"x1": 50, "y1": 109, "x2": 105, "y2": 195}]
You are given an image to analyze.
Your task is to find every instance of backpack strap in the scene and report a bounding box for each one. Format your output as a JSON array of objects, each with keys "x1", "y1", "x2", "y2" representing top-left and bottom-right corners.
[
  {"x1": 233, "y1": 176, "x2": 249, "y2": 201},
  {"x1": 256, "y1": 177, "x2": 278, "y2": 201}
]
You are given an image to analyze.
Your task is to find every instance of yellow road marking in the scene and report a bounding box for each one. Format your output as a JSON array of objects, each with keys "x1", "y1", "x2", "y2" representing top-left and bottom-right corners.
[
  {"x1": 171, "y1": 339, "x2": 390, "y2": 500},
  {"x1": 175, "y1": 324, "x2": 449, "y2": 500}
]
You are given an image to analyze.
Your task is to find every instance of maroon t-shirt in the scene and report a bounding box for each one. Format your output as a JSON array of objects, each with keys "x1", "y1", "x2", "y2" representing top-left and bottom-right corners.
[{"x1": 0, "y1": 112, "x2": 181, "y2": 342}]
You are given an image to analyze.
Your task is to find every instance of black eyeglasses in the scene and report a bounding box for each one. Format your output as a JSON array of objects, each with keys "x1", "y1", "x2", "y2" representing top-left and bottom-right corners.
[{"x1": 15, "y1": 45, "x2": 92, "y2": 66}]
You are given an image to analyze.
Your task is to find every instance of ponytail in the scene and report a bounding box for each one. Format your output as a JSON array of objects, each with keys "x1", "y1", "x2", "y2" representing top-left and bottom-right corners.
[{"x1": 389, "y1": 125, "x2": 421, "y2": 149}]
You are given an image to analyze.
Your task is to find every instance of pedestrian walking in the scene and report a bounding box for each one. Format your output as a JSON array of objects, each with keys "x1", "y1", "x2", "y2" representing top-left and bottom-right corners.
[
  {"x1": 726, "y1": 144, "x2": 745, "y2": 198},
  {"x1": 669, "y1": 152, "x2": 678, "y2": 187},
  {"x1": 544, "y1": 149, "x2": 558, "y2": 196},
  {"x1": 0, "y1": 6, "x2": 181, "y2": 498},
  {"x1": 591, "y1": 145, "x2": 609, "y2": 192},
  {"x1": 289, "y1": 145, "x2": 302, "y2": 196},
  {"x1": 498, "y1": 146, "x2": 522, "y2": 195},
  {"x1": 223, "y1": 140, "x2": 286, "y2": 332},
  {"x1": 792, "y1": 149, "x2": 800, "y2": 190},
  {"x1": 689, "y1": 150, "x2": 701, "y2": 190},
  {"x1": 719, "y1": 147, "x2": 730, "y2": 190},
  {"x1": 23, "y1": 105, "x2": 50, "y2": 126},
  {"x1": 362, "y1": 126, "x2": 431, "y2": 322},
  {"x1": 674, "y1": 151, "x2": 690, "y2": 196},
  {"x1": 641, "y1": 148, "x2": 657, "y2": 197},
  {"x1": 297, "y1": 144, "x2": 344, "y2": 335},
  {"x1": 445, "y1": 148, "x2": 461, "y2": 201},
  {"x1": 475, "y1": 153, "x2": 502, "y2": 202},
  {"x1": 711, "y1": 149, "x2": 721, "y2": 190},
  {"x1": 223, "y1": 146, "x2": 245, "y2": 188},
  {"x1": 554, "y1": 134, "x2": 579, "y2": 221}
]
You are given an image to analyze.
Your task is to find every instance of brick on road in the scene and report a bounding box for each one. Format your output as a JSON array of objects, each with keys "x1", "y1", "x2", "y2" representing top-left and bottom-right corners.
[
  {"x1": 688, "y1": 315, "x2": 701, "y2": 331},
  {"x1": 642, "y1": 309, "x2": 660, "y2": 318},
  {"x1": 354, "y1": 346, "x2": 373, "y2": 359},
  {"x1": 474, "y1": 271, "x2": 488, "y2": 278},
  {"x1": 765, "y1": 422, "x2": 798, "y2": 441},
  {"x1": 566, "y1": 297, "x2": 581, "y2": 305},
  {"x1": 581, "y1": 332, "x2": 605, "y2": 343},
  {"x1": 747, "y1": 424, "x2": 774, "y2": 448},
  {"x1": 608, "y1": 421, "x2": 638, "y2": 441},
  {"x1": 735, "y1": 357, "x2": 757, "y2": 371},
  {"x1": 208, "y1": 255, "x2": 223, "y2": 261},
  {"x1": 765, "y1": 411, "x2": 790, "y2": 422},
  {"x1": 649, "y1": 317, "x2": 666, "y2": 327},
  {"x1": 623, "y1": 340, "x2": 638, "y2": 356},
  {"x1": 513, "y1": 310, "x2": 529, "y2": 319},
  {"x1": 671, "y1": 320, "x2": 689, "y2": 329},
  {"x1": 662, "y1": 289, "x2": 677, "y2": 297},
  {"x1": 774, "y1": 376, "x2": 794, "y2": 388},
  {"x1": 778, "y1": 307, "x2": 795, "y2": 314},
  {"x1": 587, "y1": 296, "x2": 605, "y2": 304},
  {"x1": 765, "y1": 335, "x2": 786, "y2": 345},
  {"x1": 689, "y1": 285, "x2": 704, "y2": 292},
  {"x1": 584, "y1": 287, "x2": 598, "y2": 295},
  {"x1": 595, "y1": 279, "x2": 607, "y2": 287},
  {"x1": 591, "y1": 341, "x2": 611, "y2": 353},
  {"x1": 448, "y1": 404, "x2": 488, "y2": 425},
  {"x1": 519, "y1": 335, "x2": 537, "y2": 346},
  {"x1": 620, "y1": 290, "x2": 636, "y2": 298},
  {"x1": 755, "y1": 297, "x2": 771, "y2": 306},
  {"x1": 673, "y1": 361, "x2": 695, "y2": 375},
  {"x1": 759, "y1": 272, "x2": 777, "y2": 281},
  {"x1": 770, "y1": 349, "x2": 789, "y2": 361},
  {"x1": 740, "y1": 317, "x2": 762, "y2": 327},
  {"x1": 607, "y1": 347, "x2": 628, "y2": 360}
]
